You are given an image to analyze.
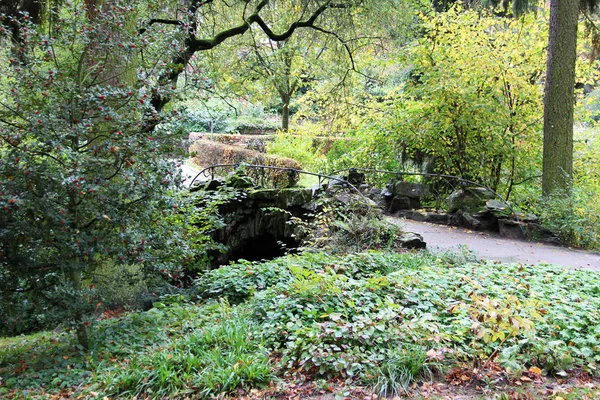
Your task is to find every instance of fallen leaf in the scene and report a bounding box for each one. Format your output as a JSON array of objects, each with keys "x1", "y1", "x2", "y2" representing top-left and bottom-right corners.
[{"x1": 529, "y1": 366, "x2": 542, "y2": 376}]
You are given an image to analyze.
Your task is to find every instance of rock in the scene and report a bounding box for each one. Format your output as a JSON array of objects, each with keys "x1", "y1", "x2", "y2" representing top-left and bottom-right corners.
[
  {"x1": 446, "y1": 187, "x2": 496, "y2": 213},
  {"x1": 388, "y1": 196, "x2": 412, "y2": 212},
  {"x1": 485, "y1": 199, "x2": 511, "y2": 218},
  {"x1": 347, "y1": 169, "x2": 366, "y2": 186},
  {"x1": 393, "y1": 181, "x2": 430, "y2": 199},
  {"x1": 498, "y1": 219, "x2": 528, "y2": 240},
  {"x1": 470, "y1": 210, "x2": 499, "y2": 231},
  {"x1": 275, "y1": 188, "x2": 313, "y2": 209},
  {"x1": 369, "y1": 187, "x2": 382, "y2": 198},
  {"x1": 205, "y1": 178, "x2": 226, "y2": 191},
  {"x1": 498, "y1": 219, "x2": 562, "y2": 244},
  {"x1": 414, "y1": 210, "x2": 450, "y2": 224},
  {"x1": 526, "y1": 222, "x2": 563, "y2": 244},
  {"x1": 334, "y1": 191, "x2": 379, "y2": 209},
  {"x1": 190, "y1": 178, "x2": 225, "y2": 192},
  {"x1": 399, "y1": 232, "x2": 426, "y2": 249},
  {"x1": 381, "y1": 179, "x2": 395, "y2": 198},
  {"x1": 226, "y1": 174, "x2": 255, "y2": 189},
  {"x1": 328, "y1": 175, "x2": 346, "y2": 189},
  {"x1": 455, "y1": 210, "x2": 484, "y2": 230}
]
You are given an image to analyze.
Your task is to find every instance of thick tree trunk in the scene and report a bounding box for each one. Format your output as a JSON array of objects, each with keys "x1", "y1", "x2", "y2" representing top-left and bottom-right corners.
[{"x1": 542, "y1": 0, "x2": 578, "y2": 196}]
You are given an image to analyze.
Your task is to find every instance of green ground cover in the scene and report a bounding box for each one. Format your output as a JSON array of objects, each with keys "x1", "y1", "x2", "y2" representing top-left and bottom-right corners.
[{"x1": 2, "y1": 251, "x2": 600, "y2": 399}]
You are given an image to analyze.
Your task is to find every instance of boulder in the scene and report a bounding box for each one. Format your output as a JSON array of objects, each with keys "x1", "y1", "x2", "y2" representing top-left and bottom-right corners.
[
  {"x1": 498, "y1": 219, "x2": 528, "y2": 240},
  {"x1": 399, "y1": 232, "x2": 427, "y2": 249},
  {"x1": 484, "y1": 199, "x2": 512, "y2": 218},
  {"x1": 454, "y1": 210, "x2": 485, "y2": 230},
  {"x1": 388, "y1": 196, "x2": 412, "y2": 212},
  {"x1": 446, "y1": 187, "x2": 496, "y2": 213},
  {"x1": 226, "y1": 174, "x2": 255, "y2": 189},
  {"x1": 393, "y1": 181, "x2": 430, "y2": 199},
  {"x1": 190, "y1": 178, "x2": 226, "y2": 192},
  {"x1": 369, "y1": 187, "x2": 382, "y2": 199},
  {"x1": 328, "y1": 175, "x2": 346, "y2": 189},
  {"x1": 347, "y1": 169, "x2": 366, "y2": 186}
]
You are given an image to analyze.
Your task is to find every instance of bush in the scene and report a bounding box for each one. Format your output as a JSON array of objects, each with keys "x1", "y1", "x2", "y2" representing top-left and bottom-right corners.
[
  {"x1": 0, "y1": 2, "x2": 188, "y2": 345},
  {"x1": 540, "y1": 187, "x2": 600, "y2": 250},
  {"x1": 267, "y1": 133, "x2": 325, "y2": 170},
  {"x1": 189, "y1": 139, "x2": 301, "y2": 187},
  {"x1": 225, "y1": 115, "x2": 279, "y2": 134},
  {"x1": 305, "y1": 195, "x2": 405, "y2": 254},
  {"x1": 190, "y1": 133, "x2": 273, "y2": 153}
]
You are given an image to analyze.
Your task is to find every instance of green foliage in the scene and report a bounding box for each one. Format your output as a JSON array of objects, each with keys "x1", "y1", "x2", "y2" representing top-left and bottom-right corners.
[
  {"x1": 97, "y1": 304, "x2": 271, "y2": 398},
  {"x1": 1, "y1": 300, "x2": 271, "y2": 399},
  {"x1": 0, "y1": 1, "x2": 189, "y2": 340},
  {"x1": 198, "y1": 133, "x2": 272, "y2": 153},
  {"x1": 267, "y1": 131, "x2": 326, "y2": 170},
  {"x1": 539, "y1": 187, "x2": 600, "y2": 250},
  {"x1": 170, "y1": 188, "x2": 242, "y2": 273},
  {"x1": 163, "y1": 98, "x2": 278, "y2": 135},
  {"x1": 356, "y1": 8, "x2": 546, "y2": 193},
  {"x1": 190, "y1": 139, "x2": 301, "y2": 187},
  {"x1": 363, "y1": 345, "x2": 439, "y2": 397},
  {"x1": 4, "y1": 251, "x2": 600, "y2": 397},
  {"x1": 306, "y1": 196, "x2": 404, "y2": 254}
]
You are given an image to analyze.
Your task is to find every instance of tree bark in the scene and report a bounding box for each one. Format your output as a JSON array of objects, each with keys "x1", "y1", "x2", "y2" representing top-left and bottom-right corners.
[
  {"x1": 542, "y1": 0, "x2": 578, "y2": 196},
  {"x1": 281, "y1": 95, "x2": 290, "y2": 131}
]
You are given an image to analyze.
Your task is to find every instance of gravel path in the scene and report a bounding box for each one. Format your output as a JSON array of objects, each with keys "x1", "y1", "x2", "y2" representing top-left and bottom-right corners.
[{"x1": 392, "y1": 218, "x2": 600, "y2": 270}]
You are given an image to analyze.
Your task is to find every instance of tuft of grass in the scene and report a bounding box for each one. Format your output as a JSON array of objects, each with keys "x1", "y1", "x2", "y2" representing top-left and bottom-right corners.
[{"x1": 364, "y1": 345, "x2": 441, "y2": 397}]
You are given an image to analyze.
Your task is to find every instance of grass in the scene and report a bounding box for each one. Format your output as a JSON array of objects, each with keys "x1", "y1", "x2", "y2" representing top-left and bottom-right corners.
[
  {"x1": 2, "y1": 250, "x2": 600, "y2": 399},
  {"x1": 297, "y1": 173, "x2": 320, "y2": 188}
]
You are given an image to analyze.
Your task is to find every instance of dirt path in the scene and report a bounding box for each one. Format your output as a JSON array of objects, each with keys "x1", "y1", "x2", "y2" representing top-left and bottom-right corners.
[{"x1": 392, "y1": 218, "x2": 600, "y2": 270}]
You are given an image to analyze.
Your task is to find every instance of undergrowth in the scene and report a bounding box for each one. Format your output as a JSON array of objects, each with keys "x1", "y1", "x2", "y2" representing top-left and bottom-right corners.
[{"x1": 2, "y1": 251, "x2": 600, "y2": 398}]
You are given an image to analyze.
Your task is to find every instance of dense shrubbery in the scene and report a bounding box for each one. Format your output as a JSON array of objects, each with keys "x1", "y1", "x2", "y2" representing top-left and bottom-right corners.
[
  {"x1": 190, "y1": 139, "x2": 301, "y2": 187},
  {"x1": 190, "y1": 133, "x2": 272, "y2": 152},
  {"x1": 0, "y1": 2, "x2": 189, "y2": 344},
  {"x1": 162, "y1": 100, "x2": 279, "y2": 136}
]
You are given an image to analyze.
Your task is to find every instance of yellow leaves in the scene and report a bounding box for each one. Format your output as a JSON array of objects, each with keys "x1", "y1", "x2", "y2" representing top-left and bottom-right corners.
[{"x1": 529, "y1": 366, "x2": 542, "y2": 376}]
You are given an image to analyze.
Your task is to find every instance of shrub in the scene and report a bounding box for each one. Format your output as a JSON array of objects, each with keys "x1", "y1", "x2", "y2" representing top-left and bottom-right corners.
[
  {"x1": 266, "y1": 131, "x2": 353, "y2": 171},
  {"x1": 305, "y1": 195, "x2": 405, "y2": 254},
  {"x1": 0, "y1": 1, "x2": 188, "y2": 346},
  {"x1": 225, "y1": 115, "x2": 279, "y2": 134},
  {"x1": 539, "y1": 187, "x2": 600, "y2": 250},
  {"x1": 267, "y1": 133, "x2": 325, "y2": 170},
  {"x1": 189, "y1": 139, "x2": 301, "y2": 187},
  {"x1": 190, "y1": 133, "x2": 273, "y2": 153}
]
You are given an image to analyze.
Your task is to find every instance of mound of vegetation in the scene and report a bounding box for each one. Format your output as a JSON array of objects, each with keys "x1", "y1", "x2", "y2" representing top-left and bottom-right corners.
[
  {"x1": 190, "y1": 139, "x2": 302, "y2": 187},
  {"x1": 2, "y1": 251, "x2": 600, "y2": 399}
]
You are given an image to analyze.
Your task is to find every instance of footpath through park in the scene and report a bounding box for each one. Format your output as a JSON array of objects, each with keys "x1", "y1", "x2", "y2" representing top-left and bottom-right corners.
[{"x1": 394, "y1": 218, "x2": 600, "y2": 270}]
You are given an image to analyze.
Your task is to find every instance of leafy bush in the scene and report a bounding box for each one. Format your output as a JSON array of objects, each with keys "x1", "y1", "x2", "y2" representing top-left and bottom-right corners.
[
  {"x1": 348, "y1": 8, "x2": 546, "y2": 194},
  {"x1": 306, "y1": 196, "x2": 405, "y2": 254},
  {"x1": 191, "y1": 133, "x2": 272, "y2": 153},
  {"x1": 0, "y1": 1, "x2": 188, "y2": 345},
  {"x1": 189, "y1": 139, "x2": 301, "y2": 187},
  {"x1": 162, "y1": 107, "x2": 232, "y2": 135},
  {"x1": 539, "y1": 187, "x2": 600, "y2": 250},
  {"x1": 225, "y1": 115, "x2": 279, "y2": 134},
  {"x1": 267, "y1": 132, "x2": 325, "y2": 170}
]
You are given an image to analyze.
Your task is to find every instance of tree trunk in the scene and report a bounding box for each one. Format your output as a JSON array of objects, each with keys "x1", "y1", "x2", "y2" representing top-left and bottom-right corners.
[
  {"x1": 542, "y1": 0, "x2": 578, "y2": 196},
  {"x1": 70, "y1": 268, "x2": 90, "y2": 349},
  {"x1": 281, "y1": 94, "x2": 290, "y2": 131}
]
